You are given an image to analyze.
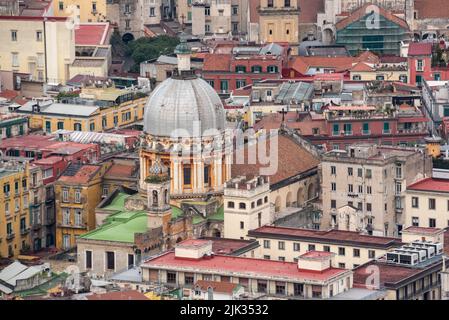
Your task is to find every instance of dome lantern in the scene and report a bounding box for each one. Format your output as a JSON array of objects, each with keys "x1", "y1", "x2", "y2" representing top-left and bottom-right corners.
[{"x1": 174, "y1": 34, "x2": 191, "y2": 72}]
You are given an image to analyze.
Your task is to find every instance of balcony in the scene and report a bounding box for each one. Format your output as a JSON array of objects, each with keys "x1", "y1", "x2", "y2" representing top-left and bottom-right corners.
[
  {"x1": 362, "y1": 130, "x2": 371, "y2": 135},
  {"x1": 383, "y1": 129, "x2": 391, "y2": 134},
  {"x1": 31, "y1": 223, "x2": 42, "y2": 231},
  {"x1": 20, "y1": 228, "x2": 30, "y2": 235},
  {"x1": 344, "y1": 131, "x2": 353, "y2": 136},
  {"x1": 6, "y1": 233, "x2": 15, "y2": 241}
]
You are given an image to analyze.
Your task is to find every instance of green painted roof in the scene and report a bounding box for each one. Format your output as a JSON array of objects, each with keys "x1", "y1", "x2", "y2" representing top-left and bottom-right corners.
[
  {"x1": 208, "y1": 205, "x2": 224, "y2": 221},
  {"x1": 171, "y1": 206, "x2": 183, "y2": 220},
  {"x1": 102, "y1": 192, "x2": 129, "y2": 211},
  {"x1": 192, "y1": 215, "x2": 205, "y2": 225},
  {"x1": 79, "y1": 211, "x2": 148, "y2": 243}
]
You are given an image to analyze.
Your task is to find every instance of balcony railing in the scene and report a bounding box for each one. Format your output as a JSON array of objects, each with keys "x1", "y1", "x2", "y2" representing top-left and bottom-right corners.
[
  {"x1": 362, "y1": 130, "x2": 371, "y2": 135},
  {"x1": 21, "y1": 228, "x2": 30, "y2": 235},
  {"x1": 383, "y1": 129, "x2": 391, "y2": 134},
  {"x1": 6, "y1": 233, "x2": 15, "y2": 241}
]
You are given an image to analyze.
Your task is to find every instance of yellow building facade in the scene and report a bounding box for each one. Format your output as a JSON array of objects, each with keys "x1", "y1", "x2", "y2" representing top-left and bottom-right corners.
[
  {"x1": 55, "y1": 163, "x2": 109, "y2": 250},
  {"x1": 53, "y1": 0, "x2": 108, "y2": 23},
  {"x1": 258, "y1": 0, "x2": 299, "y2": 49},
  {"x1": 0, "y1": 164, "x2": 31, "y2": 258},
  {"x1": 0, "y1": 16, "x2": 75, "y2": 85},
  {"x1": 19, "y1": 95, "x2": 146, "y2": 133}
]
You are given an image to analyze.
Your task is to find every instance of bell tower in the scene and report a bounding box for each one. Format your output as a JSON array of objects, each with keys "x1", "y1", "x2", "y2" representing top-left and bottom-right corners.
[{"x1": 145, "y1": 157, "x2": 172, "y2": 230}]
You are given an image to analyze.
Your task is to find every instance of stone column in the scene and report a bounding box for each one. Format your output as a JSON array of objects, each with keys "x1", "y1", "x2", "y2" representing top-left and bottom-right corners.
[{"x1": 172, "y1": 158, "x2": 180, "y2": 194}]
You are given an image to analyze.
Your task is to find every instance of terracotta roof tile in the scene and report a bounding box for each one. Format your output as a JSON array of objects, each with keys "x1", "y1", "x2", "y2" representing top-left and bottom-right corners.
[
  {"x1": 249, "y1": 226, "x2": 403, "y2": 248},
  {"x1": 75, "y1": 23, "x2": 110, "y2": 45},
  {"x1": 194, "y1": 280, "x2": 240, "y2": 294},
  {"x1": 408, "y1": 42, "x2": 433, "y2": 56},
  {"x1": 290, "y1": 56, "x2": 355, "y2": 75},
  {"x1": 144, "y1": 252, "x2": 348, "y2": 282},
  {"x1": 406, "y1": 177, "x2": 449, "y2": 193},
  {"x1": 58, "y1": 165, "x2": 101, "y2": 184},
  {"x1": 350, "y1": 62, "x2": 375, "y2": 72},
  {"x1": 231, "y1": 132, "x2": 320, "y2": 185},
  {"x1": 203, "y1": 54, "x2": 232, "y2": 71}
]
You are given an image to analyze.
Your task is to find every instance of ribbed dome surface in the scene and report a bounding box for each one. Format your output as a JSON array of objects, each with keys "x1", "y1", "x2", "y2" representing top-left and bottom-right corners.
[{"x1": 143, "y1": 77, "x2": 226, "y2": 137}]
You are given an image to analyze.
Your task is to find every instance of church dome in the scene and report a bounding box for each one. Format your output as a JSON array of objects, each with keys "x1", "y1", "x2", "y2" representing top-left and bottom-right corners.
[{"x1": 143, "y1": 76, "x2": 226, "y2": 137}]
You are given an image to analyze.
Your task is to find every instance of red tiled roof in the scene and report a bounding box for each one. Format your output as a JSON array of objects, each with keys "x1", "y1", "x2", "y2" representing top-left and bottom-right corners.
[
  {"x1": 414, "y1": 0, "x2": 449, "y2": 19},
  {"x1": 354, "y1": 260, "x2": 428, "y2": 289},
  {"x1": 402, "y1": 226, "x2": 444, "y2": 235},
  {"x1": 355, "y1": 50, "x2": 380, "y2": 64},
  {"x1": 380, "y1": 56, "x2": 407, "y2": 64},
  {"x1": 249, "y1": 226, "x2": 403, "y2": 248},
  {"x1": 58, "y1": 165, "x2": 101, "y2": 184},
  {"x1": 407, "y1": 42, "x2": 433, "y2": 56},
  {"x1": 0, "y1": 135, "x2": 55, "y2": 150},
  {"x1": 75, "y1": 23, "x2": 110, "y2": 45},
  {"x1": 350, "y1": 62, "x2": 374, "y2": 72},
  {"x1": 105, "y1": 163, "x2": 135, "y2": 178},
  {"x1": 231, "y1": 133, "x2": 320, "y2": 185},
  {"x1": 335, "y1": 4, "x2": 409, "y2": 31},
  {"x1": 33, "y1": 156, "x2": 64, "y2": 165},
  {"x1": 202, "y1": 237, "x2": 256, "y2": 255},
  {"x1": 144, "y1": 252, "x2": 348, "y2": 282},
  {"x1": 194, "y1": 280, "x2": 240, "y2": 294},
  {"x1": 203, "y1": 54, "x2": 232, "y2": 71},
  {"x1": 406, "y1": 177, "x2": 449, "y2": 193},
  {"x1": 290, "y1": 56, "x2": 355, "y2": 75},
  {"x1": 87, "y1": 290, "x2": 149, "y2": 300},
  {"x1": 0, "y1": 89, "x2": 19, "y2": 100}
]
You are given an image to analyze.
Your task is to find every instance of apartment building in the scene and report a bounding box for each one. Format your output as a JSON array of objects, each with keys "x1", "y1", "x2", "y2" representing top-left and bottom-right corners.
[
  {"x1": 0, "y1": 113, "x2": 28, "y2": 140},
  {"x1": 321, "y1": 144, "x2": 432, "y2": 237},
  {"x1": 191, "y1": 0, "x2": 231, "y2": 37},
  {"x1": 53, "y1": 0, "x2": 108, "y2": 23},
  {"x1": 247, "y1": 226, "x2": 403, "y2": 270},
  {"x1": 55, "y1": 163, "x2": 108, "y2": 249},
  {"x1": 223, "y1": 176, "x2": 271, "y2": 240},
  {"x1": 405, "y1": 177, "x2": 449, "y2": 229},
  {"x1": 0, "y1": 16, "x2": 75, "y2": 85},
  {"x1": 0, "y1": 161, "x2": 31, "y2": 258},
  {"x1": 16, "y1": 92, "x2": 146, "y2": 133},
  {"x1": 141, "y1": 239, "x2": 354, "y2": 299}
]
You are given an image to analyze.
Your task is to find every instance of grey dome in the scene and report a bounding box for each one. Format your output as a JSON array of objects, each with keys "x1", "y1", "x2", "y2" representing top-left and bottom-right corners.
[{"x1": 143, "y1": 77, "x2": 226, "y2": 137}]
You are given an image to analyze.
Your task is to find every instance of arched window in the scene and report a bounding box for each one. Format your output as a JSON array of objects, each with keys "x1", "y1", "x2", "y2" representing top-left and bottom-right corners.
[
  {"x1": 164, "y1": 189, "x2": 168, "y2": 204},
  {"x1": 239, "y1": 202, "x2": 246, "y2": 209},
  {"x1": 257, "y1": 199, "x2": 262, "y2": 206},
  {"x1": 227, "y1": 201, "x2": 235, "y2": 208},
  {"x1": 264, "y1": 196, "x2": 268, "y2": 203},
  {"x1": 251, "y1": 65, "x2": 262, "y2": 73},
  {"x1": 152, "y1": 190, "x2": 158, "y2": 207}
]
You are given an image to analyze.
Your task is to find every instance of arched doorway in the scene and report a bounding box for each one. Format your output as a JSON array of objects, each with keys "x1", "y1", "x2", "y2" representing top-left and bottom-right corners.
[
  {"x1": 176, "y1": 237, "x2": 183, "y2": 243},
  {"x1": 322, "y1": 28, "x2": 334, "y2": 44},
  {"x1": 297, "y1": 188, "x2": 304, "y2": 207},
  {"x1": 286, "y1": 192, "x2": 292, "y2": 207},
  {"x1": 122, "y1": 32, "x2": 135, "y2": 43},
  {"x1": 212, "y1": 229, "x2": 221, "y2": 238},
  {"x1": 307, "y1": 183, "x2": 315, "y2": 201},
  {"x1": 274, "y1": 196, "x2": 281, "y2": 213}
]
